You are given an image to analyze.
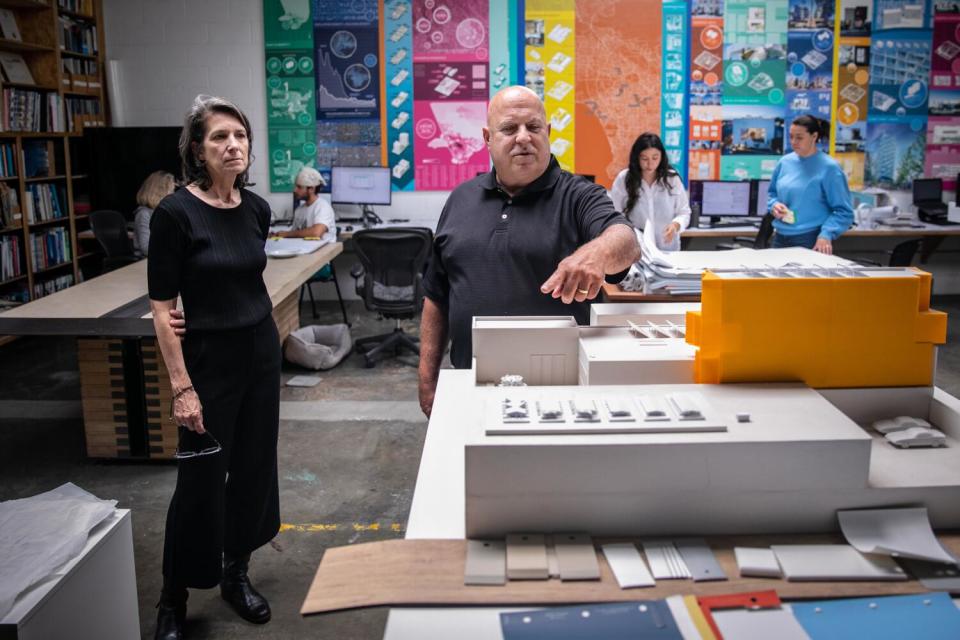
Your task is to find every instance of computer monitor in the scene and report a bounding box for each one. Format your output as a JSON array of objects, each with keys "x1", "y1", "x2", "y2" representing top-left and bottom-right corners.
[
  {"x1": 913, "y1": 178, "x2": 943, "y2": 204},
  {"x1": 694, "y1": 180, "x2": 752, "y2": 217},
  {"x1": 331, "y1": 166, "x2": 392, "y2": 206},
  {"x1": 752, "y1": 179, "x2": 770, "y2": 216}
]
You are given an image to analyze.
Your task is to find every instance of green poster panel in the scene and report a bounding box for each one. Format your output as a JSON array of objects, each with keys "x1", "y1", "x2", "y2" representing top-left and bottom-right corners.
[
  {"x1": 720, "y1": 155, "x2": 780, "y2": 180},
  {"x1": 268, "y1": 128, "x2": 318, "y2": 193},
  {"x1": 263, "y1": 0, "x2": 313, "y2": 50},
  {"x1": 263, "y1": 2, "x2": 316, "y2": 193},
  {"x1": 723, "y1": 0, "x2": 788, "y2": 46},
  {"x1": 722, "y1": 59, "x2": 786, "y2": 105}
]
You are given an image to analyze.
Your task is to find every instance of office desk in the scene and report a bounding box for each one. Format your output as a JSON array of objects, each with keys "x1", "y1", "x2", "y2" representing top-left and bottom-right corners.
[
  {"x1": 683, "y1": 222, "x2": 960, "y2": 239},
  {"x1": 0, "y1": 242, "x2": 342, "y2": 459}
]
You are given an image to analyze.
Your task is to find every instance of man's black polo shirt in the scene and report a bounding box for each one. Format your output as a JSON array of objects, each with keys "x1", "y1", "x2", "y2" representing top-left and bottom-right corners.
[{"x1": 422, "y1": 156, "x2": 631, "y2": 369}]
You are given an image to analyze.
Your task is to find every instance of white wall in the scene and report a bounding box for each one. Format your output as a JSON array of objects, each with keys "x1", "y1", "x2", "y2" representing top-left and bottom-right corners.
[{"x1": 101, "y1": 0, "x2": 450, "y2": 223}]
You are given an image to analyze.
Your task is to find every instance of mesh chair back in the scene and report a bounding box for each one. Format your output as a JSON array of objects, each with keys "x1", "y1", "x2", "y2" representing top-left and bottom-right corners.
[
  {"x1": 754, "y1": 213, "x2": 775, "y2": 250},
  {"x1": 352, "y1": 227, "x2": 432, "y2": 317},
  {"x1": 89, "y1": 210, "x2": 135, "y2": 258},
  {"x1": 889, "y1": 239, "x2": 921, "y2": 267}
]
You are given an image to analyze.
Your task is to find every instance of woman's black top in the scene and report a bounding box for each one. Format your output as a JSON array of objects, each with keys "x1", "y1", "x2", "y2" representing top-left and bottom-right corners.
[{"x1": 148, "y1": 187, "x2": 273, "y2": 331}]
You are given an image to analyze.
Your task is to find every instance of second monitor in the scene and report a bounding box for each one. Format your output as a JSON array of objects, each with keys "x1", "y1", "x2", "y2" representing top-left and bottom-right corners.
[{"x1": 331, "y1": 166, "x2": 392, "y2": 227}]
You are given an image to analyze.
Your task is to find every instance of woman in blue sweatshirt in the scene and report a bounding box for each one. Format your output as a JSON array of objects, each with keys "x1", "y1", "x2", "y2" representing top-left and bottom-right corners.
[{"x1": 767, "y1": 115, "x2": 853, "y2": 254}]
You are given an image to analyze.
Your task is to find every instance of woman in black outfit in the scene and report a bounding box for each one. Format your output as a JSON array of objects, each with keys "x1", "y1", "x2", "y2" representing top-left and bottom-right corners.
[{"x1": 148, "y1": 95, "x2": 280, "y2": 640}]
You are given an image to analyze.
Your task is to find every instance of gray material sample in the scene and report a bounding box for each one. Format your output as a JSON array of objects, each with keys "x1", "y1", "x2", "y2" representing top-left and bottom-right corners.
[
  {"x1": 675, "y1": 538, "x2": 728, "y2": 582},
  {"x1": 772, "y1": 545, "x2": 908, "y2": 581},
  {"x1": 464, "y1": 540, "x2": 506, "y2": 586}
]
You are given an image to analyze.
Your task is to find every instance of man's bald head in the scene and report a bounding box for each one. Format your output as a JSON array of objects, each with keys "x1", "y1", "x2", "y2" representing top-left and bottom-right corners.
[
  {"x1": 487, "y1": 86, "x2": 546, "y2": 127},
  {"x1": 483, "y1": 86, "x2": 552, "y2": 196}
]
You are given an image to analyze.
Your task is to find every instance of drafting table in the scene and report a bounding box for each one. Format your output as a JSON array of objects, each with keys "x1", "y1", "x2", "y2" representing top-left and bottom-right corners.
[{"x1": 0, "y1": 242, "x2": 342, "y2": 459}]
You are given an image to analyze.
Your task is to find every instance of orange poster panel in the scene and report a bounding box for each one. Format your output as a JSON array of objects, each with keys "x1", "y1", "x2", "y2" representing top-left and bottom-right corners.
[{"x1": 575, "y1": 0, "x2": 662, "y2": 189}]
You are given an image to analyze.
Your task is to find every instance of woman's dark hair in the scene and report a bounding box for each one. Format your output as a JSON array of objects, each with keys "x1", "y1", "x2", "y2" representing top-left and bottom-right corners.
[
  {"x1": 624, "y1": 132, "x2": 677, "y2": 214},
  {"x1": 178, "y1": 95, "x2": 255, "y2": 190},
  {"x1": 791, "y1": 114, "x2": 830, "y2": 145}
]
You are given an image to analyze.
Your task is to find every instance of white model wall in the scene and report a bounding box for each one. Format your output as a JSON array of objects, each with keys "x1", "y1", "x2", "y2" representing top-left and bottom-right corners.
[{"x1": 101, "y1": 0, "x2": 451, "y2": 222}]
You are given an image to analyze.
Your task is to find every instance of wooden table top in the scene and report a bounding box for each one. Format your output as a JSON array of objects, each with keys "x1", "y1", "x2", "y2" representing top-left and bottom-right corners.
[{"x1": 0, "y1": 242, "x2": 342, "y2": 336}]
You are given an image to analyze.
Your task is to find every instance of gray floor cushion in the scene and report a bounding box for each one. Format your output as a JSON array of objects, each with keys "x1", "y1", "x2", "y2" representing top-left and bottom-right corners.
[{"x1": 284, "y1": 323, "x2": 352, "y2": 370}]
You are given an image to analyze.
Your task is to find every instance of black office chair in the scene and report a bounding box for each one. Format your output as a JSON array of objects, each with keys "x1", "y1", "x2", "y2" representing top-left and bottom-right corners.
[
  {"x1": 299, "y1": 262, "x2": 349, "y2": 325},
  {"x1": 851, "y1": 238, "x2": 922, "y2": 268},
  {"x1": 89, "y1": 209, "x2": 138, "y2": 271},
  {"x1": 349, "y1": 227, "x2": 432, "y2": 368},
  {"x1": 716, "y1": 213, "x2": 775, "y2": 250}
]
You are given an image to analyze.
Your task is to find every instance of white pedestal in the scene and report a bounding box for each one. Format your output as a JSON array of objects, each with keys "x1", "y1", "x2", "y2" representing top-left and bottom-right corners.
[{"x1": 0, "y1": 509, "x2": 140, "y2": 640}]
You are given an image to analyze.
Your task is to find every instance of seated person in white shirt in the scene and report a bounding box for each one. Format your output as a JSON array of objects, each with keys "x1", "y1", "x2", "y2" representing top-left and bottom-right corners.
[
  {"x1": 272, "y1": 167, "x2": 336, "y2": 244},
  {"x1": 608, "y1": 132, "x2": 691, "y2": 251}
]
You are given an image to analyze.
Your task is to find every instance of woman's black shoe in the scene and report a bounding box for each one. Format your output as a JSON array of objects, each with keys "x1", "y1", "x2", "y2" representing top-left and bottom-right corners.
[
  {"x1": 220, "y1": 553, "x2": 271, "y2": 624},
  {"x1": 154, "y1": 587, "x2": 187, "y2": 640}
]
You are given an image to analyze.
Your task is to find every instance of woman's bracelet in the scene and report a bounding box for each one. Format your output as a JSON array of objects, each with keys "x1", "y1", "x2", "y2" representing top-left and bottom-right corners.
[{"x1": 172, "y1": 384, "x2": 194, "y2": 401}]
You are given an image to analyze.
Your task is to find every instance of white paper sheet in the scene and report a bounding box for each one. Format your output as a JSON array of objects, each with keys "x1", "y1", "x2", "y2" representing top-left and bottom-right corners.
[
  {"x1": 838, "y1": 507, "x2": 958, "y2": 565},
  {"x1": 0, "y1": 483, "x2": 117, "y2": 618},
  {"x1": 264, "y1": 237, "x2": 328, "y2": 257},
  {"x1": 713, "y1": 606, "x2": 811, "y2": 640}
]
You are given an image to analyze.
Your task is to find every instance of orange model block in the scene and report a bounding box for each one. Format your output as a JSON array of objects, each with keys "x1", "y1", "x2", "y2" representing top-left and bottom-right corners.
[{"x1": 685, "y1": 269, "x2": 947, "y2": 388}]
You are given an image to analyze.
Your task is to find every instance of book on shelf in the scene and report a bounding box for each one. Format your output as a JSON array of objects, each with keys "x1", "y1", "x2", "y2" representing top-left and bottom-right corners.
[
  {"x1": 2, "y1": 88, "x2": 65, "y2": 132},
  {"x1": 22, "y1": 139, "x2": 57, "y2": 177},
  {"x1": 33, "y1": 272, "x2": 73, "y2": 298},
  {"x1": 1, "y1": 234, "x2": 23, "y2": 281},
  {"x1": 0, "y1": 9, "x2": 22, "y2": 42},
  {"x1": 58, "y1": 16, "x2": 97, "y2": 56},
  {"x1": 0, "y1": 53, "x2": 36, "y2": 86},
  {"x1": 58, "y1": 0, "x2": 95, "y2": 17},
  {"x1": 30, "y1": 225, "x2": 71, "y2": 272},
  {"x1": 25, "y1": 183, "x2": 64, "y2": 224},
  {"x1": 0, "y1": 142, "x2": 16, "y2": 177},
  {"x1": 0, "y1": 181, "x2": 20, "y2": 228}
]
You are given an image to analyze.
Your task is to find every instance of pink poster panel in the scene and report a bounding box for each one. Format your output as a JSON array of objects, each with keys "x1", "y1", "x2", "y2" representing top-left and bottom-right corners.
[
  {"x1": 931, "y1": 13, "x2": 960, "y2": 91},
  {"x1": 413, "y1": 100, "x2": 489, "y2": 190},
  {"x1": 412, "y1": 0, "x2": 489, "y2": 62},
  {"x1": 925, "y1": 116, "x2": 960, "y2": 190}
]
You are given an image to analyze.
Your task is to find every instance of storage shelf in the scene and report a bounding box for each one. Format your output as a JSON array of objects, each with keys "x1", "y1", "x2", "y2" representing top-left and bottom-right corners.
[
  {"x1": 59, "y1": 48, "x2": 96, "y2": 59},
  {"x1": 2, "y1": 81, "x2": 59, "y2": 91},
  {"x1": 0, "y1": 39, "x2": 54, "y2": 53},
  {"x1": 58, "y1": 8, "x2": 95, "y2": 21},
  {"x1": 24, "y1": 174, "x2": 66, "y2": 182},
  {"x1": 0, "y1": 274, "x2": 27, "y2": 286},
  {"x1": 0, "y1": 175, "x2": 19, "y2": 181},
  {"x1": 0, "y1": 0, "x2": 52, "y2": 10},
  {"x1": 0, "y1": 224, "x2": 23, "y2": 233},
  {"x1": 32, "y1": 259, "x2": 72, "y2": 275},
  {"x1": 26, "y1": 216, "x2": 69, "y2": 228},
  {"x1": 77, "y1": 251, "x2": 99, "y2": 259}
]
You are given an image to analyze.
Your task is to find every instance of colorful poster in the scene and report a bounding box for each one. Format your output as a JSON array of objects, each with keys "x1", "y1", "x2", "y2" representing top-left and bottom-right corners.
[
  {"x1": 489, "y1": 0, "x2": 514, "y2": 95},
  {"x1": 720, "y1": 154, "x2": 781, "y2": 179},
  {"x1": 786, "y1": 29, "x2": 834, "y2": 91},
  {"x1": 721, "y1": 103, "x2": 786, "y2": 155},
  {"x1": 723, "y1": 42, "x2": 787, "y2": 105},
  {"x1": 264, "y1": 0, "x2": 317, "y2": 192},
  {"x1": 413, "y1": 0, "x2": 490, "y2": 190},
  {"x1": 661, "y1": 0, "x2": 690, "y2": 179},
  {"x1": 874, "y1": 0, "x2": 933, "y2": 31},
  {"x1": 931, "y1": 9, "x2": 960, "y2": 90},
  {"x1": 313, "y1": 0, "x2": 382, "y2": 181},
  {"x1": 864, "y1": 116, "x2": 928, "y2": 187},
  {"x1": 835, "y1": 38, "x2": 871, "y2": 152},
  {"x1": 925, "y1": 116, "x2": 960, "y2": 189},
  {"x1": 385, "y1": 0, "x2": 414, "y2": 190},
  {"x1": 526, "y1": 0, "x2": 575, "y2": 172},
  {"x1": 724, "y1": 0, "x2": 789, "y2": 45},
  {"x1": 574, "y1": 0, "x2": 662, "y2": 188},
  {"x1": 691, "y1": 17, "x2": 724, "y2": 107},
  {"x1": 868, "y1": 34, "x2": 932, "y2": 118},
  {"x1": 838, "y1": 0, "x2": 872, "y2": 36},
  {"x1": 835, "y1": 151, "x2": 866, "y2": 187},
  {"x1": 788, "y1": 0, "x2": 835, "y2": 29}
]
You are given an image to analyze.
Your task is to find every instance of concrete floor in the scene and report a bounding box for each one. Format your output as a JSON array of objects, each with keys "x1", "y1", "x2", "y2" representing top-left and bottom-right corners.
[{"x1": 1, "y1": 296, "x2": 958, "y2": 639}]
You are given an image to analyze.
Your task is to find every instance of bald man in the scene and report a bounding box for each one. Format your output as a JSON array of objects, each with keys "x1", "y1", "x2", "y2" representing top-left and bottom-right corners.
[{"x1": 418, "y1": 86, "x2": 640, "y2": 416}]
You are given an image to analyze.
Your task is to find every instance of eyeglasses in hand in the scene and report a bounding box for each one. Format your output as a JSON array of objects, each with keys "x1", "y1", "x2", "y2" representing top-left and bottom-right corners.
[{"x1": 174, "y1": 429, "x2": 222, "y2": 460}]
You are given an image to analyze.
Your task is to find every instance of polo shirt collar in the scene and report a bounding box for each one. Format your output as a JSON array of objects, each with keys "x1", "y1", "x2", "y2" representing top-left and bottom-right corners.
[{"x1": 482, "y1": 155, "x2": 562, "y2": 196}]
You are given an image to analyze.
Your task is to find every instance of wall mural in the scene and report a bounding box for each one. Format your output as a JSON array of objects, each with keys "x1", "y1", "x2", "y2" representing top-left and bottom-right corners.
[{"x1": 261, "y1": 0, "x2": 957, "y2": 192}]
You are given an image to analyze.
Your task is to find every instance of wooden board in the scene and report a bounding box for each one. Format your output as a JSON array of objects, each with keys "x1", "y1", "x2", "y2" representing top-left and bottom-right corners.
[{"x1": 301, "y1": 533, "x2": 960, "y2": 614}]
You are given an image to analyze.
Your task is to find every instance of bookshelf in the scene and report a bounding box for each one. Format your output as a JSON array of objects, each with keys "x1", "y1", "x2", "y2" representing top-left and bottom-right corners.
[{"x1": 0, "y1": 0, "x2": 106, "y2": 312}]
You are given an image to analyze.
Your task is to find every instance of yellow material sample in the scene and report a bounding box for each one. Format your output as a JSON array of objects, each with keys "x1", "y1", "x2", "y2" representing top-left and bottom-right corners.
[{"x1": 686, "y1": 269, "x2": 947, "y2": 388}]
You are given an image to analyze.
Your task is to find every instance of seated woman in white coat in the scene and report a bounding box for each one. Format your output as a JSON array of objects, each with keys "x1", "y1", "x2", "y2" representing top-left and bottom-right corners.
[{"x1": 608, "y1": 133, "x2": 691, "y2": 251}]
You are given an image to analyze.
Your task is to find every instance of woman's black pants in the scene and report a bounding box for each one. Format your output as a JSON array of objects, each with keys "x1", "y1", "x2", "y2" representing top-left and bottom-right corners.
[{"x1": 162, "y1": 315, "x2": 281, "y2": 589}]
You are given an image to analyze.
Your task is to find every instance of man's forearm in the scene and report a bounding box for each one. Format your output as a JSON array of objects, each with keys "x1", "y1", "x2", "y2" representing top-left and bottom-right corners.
[
  {"x1": 418, "y1": 297, "x2": 448, "y2": 390},
  {"x1": 585, "y1": 223, "x2": 640, "y2": 273}
]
